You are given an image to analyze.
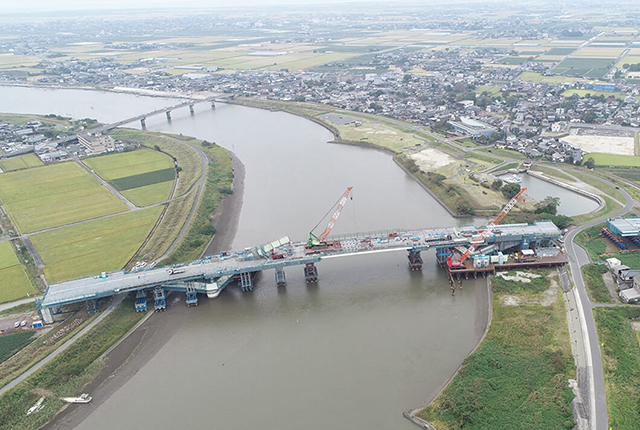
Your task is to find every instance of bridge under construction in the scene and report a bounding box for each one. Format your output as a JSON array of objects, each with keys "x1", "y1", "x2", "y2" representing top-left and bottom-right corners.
[{"x1": 36, "y1": 220, "x2": 564, "y2": 323}]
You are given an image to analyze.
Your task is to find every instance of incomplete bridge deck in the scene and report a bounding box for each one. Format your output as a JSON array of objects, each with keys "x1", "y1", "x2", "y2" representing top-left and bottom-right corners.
[{"x1": 39, "y1": 221, "x2": 562, "y2": 311}]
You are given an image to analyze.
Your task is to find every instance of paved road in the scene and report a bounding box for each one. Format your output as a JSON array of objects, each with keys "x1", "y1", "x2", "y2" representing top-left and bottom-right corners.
[
  {"x1": 564, "y1": 177, "x2": 636, "y2": 430},
  {"x1": 0, "y1": 297, "x2": 40, "y2": 313},
  {"x1": 155, "y1": 136, "x2": 210, "y2": 261}
]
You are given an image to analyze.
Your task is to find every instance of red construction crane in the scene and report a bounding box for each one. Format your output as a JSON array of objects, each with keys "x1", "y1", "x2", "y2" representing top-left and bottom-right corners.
[
  {"x1": 448, "y1": 187, "x2": 527, "y2": 268},
  {"x1": 309, "y1": 187, "x2": 353, "y2": 247}
]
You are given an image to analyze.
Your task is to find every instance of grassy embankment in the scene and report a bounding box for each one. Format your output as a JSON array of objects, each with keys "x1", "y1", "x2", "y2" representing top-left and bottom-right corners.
[
  {"x1": 31, "y1": 207, "x2": 162, "y2": 283},
  {"x1": 83, "y1": 148, "x2": 175, "y2": 207},
  {"x1": 0, "y1": 296, "x2": 145, "y2": 430},
  {"x1": 418, "y1": 269, "x2": 575, "y2": 429},
  {"x1": 574, "y1": 223, "x2": 607, "y2": 261},
  {"x1": 593, "y1": 306, "x2": 640, "y2": 430},
  {"x1": 0, "y1": 241, "x2": 37, "y2": 304},
  {"x1": 0, "y1": 161, "x2": 129, "y2": 234},
  {"x1": 109, "y1": 129, "x2": 234, "y2": 264},
  {"x1": 162, "y1": 137, "x2": 234, "y2": 264},
  {"x1": 567, "y1": 170, "x2": 623, "y2": 225},
  {"x1": 581, "y1": 264, "x2": 613, "y2": 303}
]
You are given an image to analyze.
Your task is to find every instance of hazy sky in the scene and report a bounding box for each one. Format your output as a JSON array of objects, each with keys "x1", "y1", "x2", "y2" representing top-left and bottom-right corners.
[{"x1": 6, "y1": 0, "x2": 393, "y2": 13}]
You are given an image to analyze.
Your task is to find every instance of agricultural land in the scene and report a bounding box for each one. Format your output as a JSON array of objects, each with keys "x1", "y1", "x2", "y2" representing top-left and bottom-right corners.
[
  {"x1": 0, "y1": 241, "x2": 37, "y2": 304},
  {"x1": 0, "y1": 162, "x2": 128, "y2": 234},
  {"x1": 83, "y1": 148, "x2": 176, "y2": 207}
]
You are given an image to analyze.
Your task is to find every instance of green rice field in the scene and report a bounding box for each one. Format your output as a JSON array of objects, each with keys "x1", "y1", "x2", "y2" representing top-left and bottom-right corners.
[
  {"x1": 83, "y1": 149, "x2": 175, "y2": 206},
  {"x1": 0, "y1": 241, "x2": 37, "y2": 304},
  {"x1": 0, "y1": 154, "x2": 43, "y2": 172},
  {"x1": 31, "y1": 207, "x2": 163, "y2": 283},
  {"x1": 553, "y1": 58, "x2": 614, "y2": 79},
  {"x1": 0, "y1": 162, "x2": 129, "y2": 234}
]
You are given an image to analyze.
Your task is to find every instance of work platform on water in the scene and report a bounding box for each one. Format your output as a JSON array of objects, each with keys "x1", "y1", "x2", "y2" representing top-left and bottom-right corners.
[{"x1": 36, "y1": 221, "x2": 563, "y2": 323}]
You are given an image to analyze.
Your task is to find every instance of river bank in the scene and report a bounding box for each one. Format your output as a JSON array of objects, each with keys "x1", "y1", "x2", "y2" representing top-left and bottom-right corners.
[{"x1": 40, "y1": 154, "x2": 244, "y2": 430}]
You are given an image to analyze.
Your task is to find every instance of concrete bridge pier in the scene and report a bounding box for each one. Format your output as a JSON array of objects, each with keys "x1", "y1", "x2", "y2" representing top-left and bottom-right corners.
[
  {"x1": 166, "y1": 110, "x2": 172, "y2": 121},
  {"x1": 304, "y1": 263, "x2": 318, "y2": 283},
  {"x1": 211, "y1": 101, "x2": 216, "y2": 109},
  {"x1": 140, "y1": 117, "x2": 147, "y2": 130},
  {"x1": 275, "y1": 267, "x2": 286, "y2": 287},
  {"x1": 40, "y1": 306, "x2": 54, "y2": 324},
  {"x1": 189, "y1": 104, "x2": 195, "y2": 115},
  {"x1": 408, "y1": 250, "x2": 423, "y2": 271},
  {"x1": 239, "y1": 272, "x2": 253, "y2": 291}
]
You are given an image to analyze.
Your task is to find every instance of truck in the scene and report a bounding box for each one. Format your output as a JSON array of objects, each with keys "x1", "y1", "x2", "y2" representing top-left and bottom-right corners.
[{"x1": 167, "y1": 268, "x2": 186, "y2": 275}]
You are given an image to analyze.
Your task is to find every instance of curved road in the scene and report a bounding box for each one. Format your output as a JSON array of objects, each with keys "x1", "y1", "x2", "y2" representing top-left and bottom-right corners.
[{"x1": 564, "y1": 174, "x2": 636, "y2": 430}]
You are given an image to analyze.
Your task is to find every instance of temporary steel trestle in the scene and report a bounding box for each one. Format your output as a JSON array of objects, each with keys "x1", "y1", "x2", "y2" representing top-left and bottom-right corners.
[
  {"x1": 86, "y1": 298, "x2": 98, "y2": 313},
  {"x1": 185, "y1": 283, "x2": 198, "y2": 307},
  {"x1": 304, "y1": 263, "x2": 318, "y2": 283},
  {"x1": 154, "y1": 287, "x2": 166, "y2": 311},
  {"x1": 408, "y1": 249, "x2": 423, "y2": 271},
  {"x1": 275, "y1": 267, "x2": 286, "y2": 287}
]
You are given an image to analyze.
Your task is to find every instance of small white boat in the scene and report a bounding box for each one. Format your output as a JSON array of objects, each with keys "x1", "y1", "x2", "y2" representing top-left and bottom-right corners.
[
  {"x1": 502, "y1": 174, "x2": 522, "y2": 184},
  {"x1": 27, "y1": 397, "x2": 45, "y2": 415},
  {"x1": 60, "y1": 393, "x2": 92, "y2": 404}
]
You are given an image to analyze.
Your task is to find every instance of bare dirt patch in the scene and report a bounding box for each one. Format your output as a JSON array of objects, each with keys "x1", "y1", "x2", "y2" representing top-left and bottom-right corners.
[
  {"x1": 410, "y1": 147, "x2": 456, "y2": 171},
  {"x1": 562, "y1": 135, "x2": 635, "y2": 156},
  {"x1": 500, "y1": 272, "x2": 559, "y2": 307}
]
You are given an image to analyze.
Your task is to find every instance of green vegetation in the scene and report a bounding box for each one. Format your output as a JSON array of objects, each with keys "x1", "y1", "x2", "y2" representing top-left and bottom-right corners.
[
  {"x1": 419, "y1": 270, "x2": 574, "y2": 429},
  {"x1": 0, "y1": 154, "x2": 43, "y2": 172},
  {"x1": 491, "y1": 270, "x2": 549, "y2": 294},
  {"x1": 83, "y1": 148, "x2": 175, "y2": 207},
  {"x1": 515, "y1": 72, "x2": 579, "y2": 84},
  {"x1": 491, "y1": 162, "x2": 519, "y2": 173},
  {"x1": 589, "y1": 153, "x2": 640, "y2": 167},
  {"x1": 0, "y1": 162, "x2": 129, "y2": 234},
  {"x1": 575, "y1": 223, "x2": 607, "y2": 261},
  {"x1": 0, "y1": 241, "x2": 37, "y2": 304},
  {"x1": 616, "y1": 252, "x2": 640, "y2": 269},
  {"x1": 0, "y1": 332, "x2": 35, "y2": 363},
  {"x1": 31, "y1": 207, "x2": 162, "y2": 282},
  {"x1": 0, "y1": 296, "x2": 145, "y2": 430},
  {"x1": 581, "y1": 264, "x2": 612, "y2": 303},
  {"x1": 109, "y1": 129, "x2": 201, "y2": 198},
  {"x1": 163, "y1": 141, "x2": 233, "y2": 264},
  {"x1": 593, "y1": 307, "x2": 640, "y2": 430},
  {"x1": 553, "y1": 58, "x2": 613, "y2": 79},
  {"x1": 546, "y1": 47, "x2": 576, "y2": 56},
  {"x1": 561, "y1": 89, "x2": 626, "y2": 100}
]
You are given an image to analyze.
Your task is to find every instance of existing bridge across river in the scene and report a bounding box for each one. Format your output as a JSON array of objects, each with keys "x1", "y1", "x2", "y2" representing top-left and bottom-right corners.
[{"x1": 36, "y1": 221, "x2": 563, "y2": 323}]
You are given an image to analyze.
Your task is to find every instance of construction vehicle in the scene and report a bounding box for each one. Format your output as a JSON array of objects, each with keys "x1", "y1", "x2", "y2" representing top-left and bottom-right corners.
[
  {"x1": 308, "y1": 187, "x2": 353, "y2": 247},
  {"x1": 447, "y1": 188, "x2": 527, "y2": 268}
]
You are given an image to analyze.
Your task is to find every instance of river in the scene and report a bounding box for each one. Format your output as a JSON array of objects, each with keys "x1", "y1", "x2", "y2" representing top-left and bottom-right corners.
[{"x1": 0, "y1": 86, "x2": 573, "y2": 429}]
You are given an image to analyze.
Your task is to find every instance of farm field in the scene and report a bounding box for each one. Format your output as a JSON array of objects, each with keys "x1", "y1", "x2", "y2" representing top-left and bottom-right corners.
[
  {"x1": 0, "y1": 154, "x2": 43, "y2": 172},
  {"x1": 83, "y1": 148, "x2": 175, "y2": 206},
  {"x1": 0, "y1": 332, "x2": 35, "y2": 363},
  {"x1": 0, "y1": 162, "x2": 129, "y2": 234},
  {"x1": 108, "y1": 129, "x2": 200, "y2": 198},
  {"x1": 0, "y1": 241, "x2": 37, "y2": 304},
  {"x1": 553, "y1": 58, "x2": 613, "y2": 79},
  {"x1": 515, "y1": 71, "x2": 579, "y2": 83},
  {"x1": 31, "y1": 207, "x2": 163, "y2": 283}
]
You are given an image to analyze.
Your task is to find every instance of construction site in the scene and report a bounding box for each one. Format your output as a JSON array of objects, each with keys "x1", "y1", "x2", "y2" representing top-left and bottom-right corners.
[{"x1": 33, "y1": 186, "x2": 568, "y2": 322}]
